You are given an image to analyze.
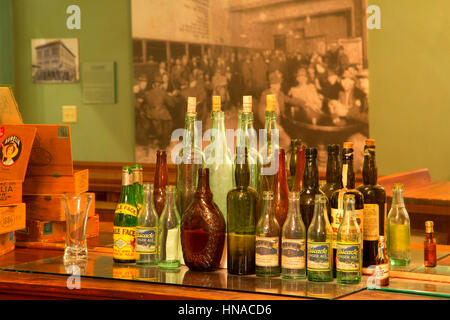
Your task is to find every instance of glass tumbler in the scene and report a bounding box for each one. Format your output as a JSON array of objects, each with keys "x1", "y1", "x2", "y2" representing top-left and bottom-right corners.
[{"x1": 62, "y1": 193, "x2": 93, "y2": 263}]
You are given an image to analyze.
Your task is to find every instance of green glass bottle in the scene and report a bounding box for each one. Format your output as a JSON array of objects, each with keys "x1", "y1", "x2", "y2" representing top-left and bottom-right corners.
[
  {"x1": 256, "y1": 191, "x2": 280, "y2": 277},
  {"x1": 158, "y1": 185, "x2": 181, "y2": 269},
  {"x1": 320, "y1": 144, "x2": 342, "y2": 222},
  {"x1": 204, "y1": 95, "x2": 234, "y2": 222},
  {"x1": 136, "y1": 183, "x2": 159, "y2": 265},
  {"x1": 336, "y1": 194, "x2": 362, "y2": 284},
  {"x1": 227, "y1": 147, "x2": 257, "y2": 275},
  {"x1": 307, "y1": 194, "x2": 333, "y2": 282},
  {"x1": 113, "y1": 166, "x2": 138, "y2": 263},
  {"x1": 131, "y1": 164, "x2": 144, "y2": 215},
  {"x1": 387, "y1": 183, "x2": 411, "y2": 266},
  {"x1": 281, "y1": 191, "x2": 306, "y2": 279}
]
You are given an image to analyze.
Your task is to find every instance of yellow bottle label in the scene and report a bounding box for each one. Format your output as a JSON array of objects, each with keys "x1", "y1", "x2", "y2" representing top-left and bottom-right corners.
[
  {"x1": 115, "y1": 203, "x2": 138, "y2": 217},
  {"x1": 363, "y1": 203, "x2": 379, "y2": 241},
  {"x1": 113, "y1": 226, "x2": 136, "y2": 260}
]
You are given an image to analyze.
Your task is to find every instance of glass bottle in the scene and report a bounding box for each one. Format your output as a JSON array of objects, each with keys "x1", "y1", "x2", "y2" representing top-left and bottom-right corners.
[
  {"x1": 386, "y1": 183, "x2": 411, "y2": 266},
  {"x1": 158, "y1": 185, "x2": 181, "y2": 269},
  {"x1": 424, "y1": 221, "x2": 436, "y2": 267},
  {"x1": 131, "y1": 164, "x2": 143, "y2": 215},
  {"x1": 292, "y1": 145, "x2": 306, "y2": 192},
  {"x1": 288, "y1": 139, "x2": 303, "y2": 191},
  {"x1": 336, "y1": 194, "x2": 362, "y2": 284},
  {"x1": 136, "y1": 183, "x2": 159, "y2": 265},
  {"x1": 307, "y1": 194, "x2": 333, "y2": 282},
  {"x1": 176, "y1": 97, "x2": 203, "y2": 218},
  {"x1": 375, "y1": 235, "x2": 389, "y2": 286},
  {"x1": 357, "y1": 139, "x2": 387, "y2": 268},
  {"x1": 181, "y1": 168, "x2": 226, "y2": 271},
  {"x1": 154, "y1": 150, "x2": 168, "y2": 217},
  {"x1": 256, "y1": 191, "x2": 280, "y2": 277},
  {"x1": 330, "y1": 142, "x2": 364, "y2": 277},
  {"x1": 300, "y1": 147, "x2": 325, "y2": 230},
  {"x1": 273, "y1": 148, "x2": 289, "y2": 229},
  {"x1": 321, "y1": 144, "x2": 342, "y2": 221},
  {"x1": 227, "y1": 147, "x2": 257, "y2": 275},
  {"x1": 113, "y1": 166, "x2": 138, "y2": 263},
  {"x1": 204, "y1": 95, "x2": 234, "y2": 222},
  {"x1": 281, "y1": 192, "x2": 306, "y2": 279}
]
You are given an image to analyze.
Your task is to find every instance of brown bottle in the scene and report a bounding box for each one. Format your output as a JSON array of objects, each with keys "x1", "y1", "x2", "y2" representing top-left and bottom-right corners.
[
  {"x1": 181, "y1": 168, "x2": 226, "y2": 271},
  {"x1": 375, "y1": 236, "x2": 389, "y2": 286},
  {"x1": 293, "y1": 145, "x2": 306, "y2": 192},
  {"x1": 424, "y1": 221, "x2": 437, "y2": 267},
  {"x1": 273, "y1": 149, "x2": 289, "y2": 229},
  {"x1": 288, "y1": 139, "x2": 303, "y2": 190},
  {"x1": 154, "y1": 150, "x2": 168, "y2": 217}
]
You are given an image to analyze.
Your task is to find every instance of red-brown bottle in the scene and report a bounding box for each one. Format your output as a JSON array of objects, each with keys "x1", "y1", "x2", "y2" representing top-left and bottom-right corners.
[
  {"x1": 424, "y1": 221, "x2": 437, "y2": 267},
  {"x1": 293, "y1": 145, "x2": 306, "y2": 192},
  {"x1": 181, "y1": 168, "x2": 226, "y2": 271},
  {"x1": 154, "y1": 150, "x2": 168, "y2": 217},
  {"x1": 273, "y1": 149, "x2": 289, "y2": 229}
]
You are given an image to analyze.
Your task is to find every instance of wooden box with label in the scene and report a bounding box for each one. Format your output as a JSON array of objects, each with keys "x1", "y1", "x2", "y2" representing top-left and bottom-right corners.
[
  {"x1": 23, "y1": 169, "x2": 89, "y2": 195},
  {"x1": 0, "y1": 180, "x2": 22, "y2": 206},
  {"x1": 0, "y1": 203, "x2": 26, "y2": 234},
  {"x1": 0, "y1": 231, "x2": 15, "y2": 256}
]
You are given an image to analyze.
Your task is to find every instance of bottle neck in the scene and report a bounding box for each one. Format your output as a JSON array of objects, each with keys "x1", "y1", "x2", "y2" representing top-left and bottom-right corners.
[
  {"x1": 262, "y1": 198, "x2": 275, "y2": 220},
  {"x1": 183, "y1": 113, "x2": 200, "y2": 152},
  {"x1": 287, "y1": 196, "x2": 301, "y2": 221},
  {"x1": 341, "y1": 149, "x2": 355, "y2": 189},
  {"x1": 235, "y1": 149, "x2": 250, "y2": 188},
  {"x1": 274, "y1": 150, "x2": 288, "y2": 189},
  {"x1": 326, "y1": 152, "x2": 341, "y2": 184},
  {"x1": 342, "y1": 199, "x2": 356, "y2": 225},
  {"x1": 210, "y1": 111, "x2": 229, "y2": 160},
  {"x1": 163, "y1": 188, "x2": 177, "y2": 214},
  {"x1": 362, "y1": 146, "x2": 378, "y2": 185},
  {"x1": 264, "y1": 111, "x2": 278, "y2": 157},
  {"x1": 303, "y1": 155, "x2": 319, "y2": 189},
  {"x1": 155, "y1": 153, "x2": 168, "y2": 187},
  {"x1": 143, "y1": 185, "x2": 156, "y2": 211},
  {"x1": 196, "y1": 169, "x2": 212, "y2": 198},
  {"x1": 392, "y1": 188, "x2": 405, "y2": 207}
]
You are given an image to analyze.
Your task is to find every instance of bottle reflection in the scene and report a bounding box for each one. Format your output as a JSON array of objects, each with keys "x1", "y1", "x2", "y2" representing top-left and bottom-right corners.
[
  {"x1": 281, "y1": 279, "x2": 306, "y2": 296},
  {"x1": 159, "y1": 268, "x2": 182, "y2": 285},
  {"x1": 64, "y1": 260, "x2": 87, "y2": 276},
  {"x1": 182, "y1": 269, "x2": 226, "y2": 288},
  {"x1": 306, "y1": 281, "x2": 335, "y2": 299},
  {"x1": 226, "y1": 274, "x2": 256, "y2": 292},
  {"x1": 136, "y1": 265, "x2": 160, "y2": 282},
  {"x1": 112, "y1": 263, "x2": 137, "y2": 280},
  {"x1": 255, "y1": 277, "x2": 281, "y2": 295}
]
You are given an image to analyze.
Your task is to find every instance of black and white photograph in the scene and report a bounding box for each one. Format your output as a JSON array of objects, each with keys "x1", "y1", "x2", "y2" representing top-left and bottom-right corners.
[
  {"x1": 31, "y1": 38, "x2": 79, "y2": 83},
  {"x1": 132, "y1": 0, "x2": 369, "y2": 169}
]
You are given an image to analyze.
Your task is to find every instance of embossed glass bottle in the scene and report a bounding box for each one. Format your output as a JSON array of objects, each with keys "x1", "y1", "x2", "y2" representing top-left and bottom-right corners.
[{"x1": 154, "y1": 150, "x2": 168, "y2": 217}]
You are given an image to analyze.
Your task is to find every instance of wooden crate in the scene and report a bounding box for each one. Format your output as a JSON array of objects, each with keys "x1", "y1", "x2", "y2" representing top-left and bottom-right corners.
[
  {"x1": 0, "y1": 203, "x2": 26, "y2": 234},
  {"x1": 16, "y1": 214, "x2": 99, "y2": 243},
  {"x1": 0, "y1": 231, "x2": 15, "y2": 256},
  {"x1": 23, "y1": 192, "x2": 96, "y2": 221},
  {"x1": 0, "y1": 180, "x2": 22, "y2": 206},
  {"x1": 23, "y1": 169, "x2": 89, "y2": 195}
]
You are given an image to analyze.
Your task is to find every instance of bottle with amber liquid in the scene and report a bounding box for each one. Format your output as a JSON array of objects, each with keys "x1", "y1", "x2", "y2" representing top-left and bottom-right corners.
[
  {"x1": 181, "y1": 168, "x2": 226, "y2": 271},
  {"x1": 273, "y1": 148, "x2": 289, "y2": 229},
  {"x1": 424, "y1": 221, "x2": 437, "y2": 267},
  {"x1": 300, "y1": 147, "x2": 325, "y2": 230},
  {"x1": 375, "y1": 235, "x2": 389, "y2": 286},
  {"x1": 288, "y1": 139, "x2": 303, "y2": 191},
  {"x1": 330, "y1": 142, "x2": 364, "y2": 277},
  {"x1": 321, "y1": 144, "x2": 342, "y2": 221},
  {"x1": 357, "y1": 139, "x2": 386, "y2": 268},
  {"x1": 292, "y1": 145, "x2": 306, "y2": 192},
  {"x1": 154, "y1": 150, "x2": 168, "y2": 217}
]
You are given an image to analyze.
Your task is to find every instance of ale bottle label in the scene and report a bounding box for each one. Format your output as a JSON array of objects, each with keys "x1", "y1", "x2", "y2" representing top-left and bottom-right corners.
[
  {"x1": 336, "y1": 242, "x2": 360, "y2": 272},
  {"x1": 256, "y1": 236, "x2": 279, "y2": 267},
  {"x1": 115, "y1": 203, "x2": 138, "y2": 217},
  {"x1": 363, "y1": 203, "x2": 379, "y2": 241},
  {"x1": 113, "y1": 226, "x2": 136, "y2": 260},
  {"x1": 375, "y1": 263, "x2": 389, "y2": 281},
  {"x1": 307, "y1": 242, "x2": 331, "y2": 271},
  {"x1": 282, "y1": 239, "x2": 305, "y2": 269},
  {"x1": 135, "y1": 227, "x2": 158, "y2": 254}
]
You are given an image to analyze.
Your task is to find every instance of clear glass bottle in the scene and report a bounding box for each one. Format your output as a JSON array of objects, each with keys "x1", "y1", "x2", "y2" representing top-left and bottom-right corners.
[
  {"x1": 281, "y1": 192, "x2": 306, "y2": 279},
  {"x1": 424, "y1": 221, "x2": 436, "y2": 267},
  {"x1": 256, "y1": 191, "x2": 280, "y2": 277},
  {"x1": 336, "y1": 194, "x2": 362, "y2": 284},
  {"x1": 307, "y1": 194, "x2": 333, "y2": 282},
  {"x1": 136, "y1": 183, "x2": 159, "y2": 265},
  {"x1": 158, "y1": 185, "x2": 181, "y2": 269},
  {"x1": 386, "y1": 183, "x2": 411, "y2": 266}
]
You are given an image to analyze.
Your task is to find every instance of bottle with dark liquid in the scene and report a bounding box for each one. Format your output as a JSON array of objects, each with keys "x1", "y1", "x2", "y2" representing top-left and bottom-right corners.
[
  {"x1": 330, "y1": 142, "x2": 364, "y2": 277},
  {"x1": 300, "y1": 147, "x2": 325, "y2": 230},
  {"x1": 181, "y1": 168, "x2": 226, "y2": 271},
  {"x1": 321, "y1": 144, "x2": 342, "y2": 221},
  {"x1": 292, "y1": 145, "x2": 306, "y2": 192},
  {"x1": 273, "y1": 148, "x2": 289, "y2": 229},
  {"x1": 424, "y1": 221, "x2": 437, "y2": 267},
  {"x1": 357, "y1": 139, "x2": 386, "y2": 268},
  {"x1": 154, "y1": 150, "x2": 168, "y2": 217},
  {"x1": 227, "y1": 147, "x2": 257, "y2": 275},
  {"x1": 375, "y1": 235, "x2": 389, "y2": 286},
  {"x1": 288, "y1": 139, "x2": 303, "y2": 191}
]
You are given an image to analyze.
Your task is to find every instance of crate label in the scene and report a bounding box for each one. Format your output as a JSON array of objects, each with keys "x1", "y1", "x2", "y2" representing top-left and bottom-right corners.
[
  {"x1": 307, "y1": 242, "x2": 331, "y2": 271},
  {"x1": 135, "y1": 227, "x2": 157, "y2": 254},
  {"x1": 43, "y1": 222, "x2": 53, "y2": 235},
  {"x1": 281, "y1": 238, "x2": 305, "y2": 270},
  {"x1": 1, "y1": 135, "x2": 22, "y2": 167},
  {"x1": 57, "y1": 126, "x2": 69, "y2": 139},
  {"x1": 9, "y1": 232, "x2": 13, "y2": 243},
  {"x1": 336, "y1": 242, "x2": 361, "y2": 272},
  {"x1": 255, "y1": 236, "x2": 279, "y2": 267},
  {"x1": 113, "y1": 226, "x2": 136, "y2": 260}
]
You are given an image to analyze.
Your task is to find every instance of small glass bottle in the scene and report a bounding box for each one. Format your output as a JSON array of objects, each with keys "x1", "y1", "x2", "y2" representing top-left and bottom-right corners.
[
  {"x1": 281, "y1": 192, "x2": 306, "y2": 279},
  {"x1": 375, "y1": 235, "x2": 389, "y2": 286},
  {"x1": 154, "y1": 150, "x2": 169, "y2": 217},
  {"x1": 136, "y1": 183, "x2": 159, "y2": 265},
  {"x1": 256, "y1": 191, "x2": 281, "y2": 277},
  {"x1": 336, "y1": 194, "x2": 362, "y2": 284},
  {"x1": 424, "y1": 221, "x2": 437, "y2": 267},
  {"x1": 307, "y1": 194, "x2": 333, "y2": 282},
  {"x1": 387, "y1": 183, "x2": 411, "y2": 266},
  {"x1": 158, "y1": 185, "x2": 181, "y2": 269}
]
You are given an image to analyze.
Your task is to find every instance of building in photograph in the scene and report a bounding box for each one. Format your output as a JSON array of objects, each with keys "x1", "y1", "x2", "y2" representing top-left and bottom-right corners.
[{"x1": 33, "y1": 40, "x2": 77, "y2": 82}]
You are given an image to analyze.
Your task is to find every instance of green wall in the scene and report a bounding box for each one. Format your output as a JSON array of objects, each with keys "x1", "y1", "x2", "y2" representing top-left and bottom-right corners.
[
  {"x1": 0, "y1": 0, "x2": 14, "y2": 86},
  {"x1": 12, "y1": 0, "x2": 135, "y2": 162},
  {"x1": 368, "y1": 0, "x2": 450, "y2": 181}
]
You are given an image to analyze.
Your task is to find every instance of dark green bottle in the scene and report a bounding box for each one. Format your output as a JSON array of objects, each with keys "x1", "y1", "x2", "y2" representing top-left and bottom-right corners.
[
  {"x1": 320, "y1": 145, "x2": 342, "y2": 222},
  {"x1": 227, "y1": 147, "x2": 258, "y2": 275}
]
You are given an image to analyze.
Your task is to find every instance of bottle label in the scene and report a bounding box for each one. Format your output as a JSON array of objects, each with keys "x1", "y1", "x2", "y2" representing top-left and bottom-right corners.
[
  {"x1": 113, "y1": 226, "x2": 136, "y2": 260},
  {"x1": 166, "y1": 228, "x2": 179, "y2": 261},
  {"x1": 363, "y1": 203, "x2": 379, "y2": 241},
  {"x1": 336, "y1": 242, "x2": 361, "y2": 272},
  {"x1": 281, "y1": 238, "x2": 305, "y2": 270},
  {"x1": 307, "y1": 242, "x2": 331, "y2": 271},
  {"x1": 135, "y1": 227, "x2": 158, "y2": 254},
  {"x1": 255, "y1": 236, "x2": 279, "y2": 267},
  {"x1": 115, "y1": 203, "x2": 138, "y2": 217},
  {"x1": 331, "y1": 208, "x2": 363, "y2": 248},
  {"x1": 375, "y1": 263, "x2": 389, "y2": 280}
]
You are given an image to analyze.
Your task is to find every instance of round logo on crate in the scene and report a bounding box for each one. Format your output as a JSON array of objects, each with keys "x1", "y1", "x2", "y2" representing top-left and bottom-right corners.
[{"x1": 1, "y1": 135, "x2": 22, "y2": 167}]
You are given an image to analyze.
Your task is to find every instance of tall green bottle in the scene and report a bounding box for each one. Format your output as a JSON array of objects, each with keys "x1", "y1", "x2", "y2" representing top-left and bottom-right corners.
[
  {"x1": 131, "y1": 164, "x2": 143, "y2": 215},
  {"x1": 204, "y1": 95, "x2": 234, "y2": 222},
  {"x1": 113, "y1": 166, "x2": 138, "y2": 263},
  {"x1": 227, "y1": 147, "x2": 258, "y2": 275}
]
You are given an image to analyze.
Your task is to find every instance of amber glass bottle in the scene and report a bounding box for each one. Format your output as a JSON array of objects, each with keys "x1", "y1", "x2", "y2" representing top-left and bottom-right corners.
[
  {"x1": 375, "y1": 235, "x2": 389, "y2": 286},
  {"x1": 181, "y1": 168, "x2": 226, "y2": 271},
  {"x1": 330, "y1": 142, "x2": 364, "y2": 277},
  {"x1": 154, "y1": 150, "x2": 168, "y2": 217},
  {"x1": 273, "y1": 148, "x2": 289, "y2": 229},
  {"x1": 424, "y1": 221, "x2": 437, "y2": 267},
  {"x1": 357, "y1": 139, "x2": 386, "y2": 268},
  {"x1": 321, "y1": 144, "x2": 342, "y2": 221},
  {"x1": 300, "y1": 147, "x2": 325, "y2": 230},
  {"x1": 293, "y1": 145, "x2": 306, "y2": 192}
]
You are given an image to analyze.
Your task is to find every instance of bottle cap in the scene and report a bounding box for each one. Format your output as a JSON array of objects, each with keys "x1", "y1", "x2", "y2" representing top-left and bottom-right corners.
[
  {"x1": 393, "y1": 183, "x2": 404, "y2": 190},
  {"x1": 305, "y1": 147, "x2": 317, "y2": 157},
  {"x1": 343, "y1": 142, "x2": 353, "y2": 149},
  {"x1": 266, "y1": 94, "x2": 276, "y2": 112},
  {"x1": 425, "y1": 221, "x2": 434, "y2": 233},
  {"x1": 212, "y1": 95, "x2": 221, "y2": 112},
  {"x1": 365, "y1": 139, "x2": 375, "y2": 146},
  {"x1": 187, "y1": 97, "x2": 196, "y2": 113},
  {"x1": 243, "y1": 96, "x2": 252, "y2": 113}
]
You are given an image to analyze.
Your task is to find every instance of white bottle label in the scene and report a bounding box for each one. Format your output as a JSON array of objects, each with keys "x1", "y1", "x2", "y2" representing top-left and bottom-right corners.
[
  {"x1": 256, "y1": 236, "x2": 279, "y2": 267},
  {"x1": 166, "y1": 227, "x2": 179, "y2": 261},
  {"x1": 375, "y1": 263, "x2": 389, "y2": 280},
  {"x1": 281, "y1": 238, "x2": 305, "y2": 270}
]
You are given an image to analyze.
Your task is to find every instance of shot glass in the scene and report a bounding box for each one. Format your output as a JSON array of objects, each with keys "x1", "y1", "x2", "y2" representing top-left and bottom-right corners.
[{"x1": 62, "y1": 193, "x2": 92, "y2": 263}]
